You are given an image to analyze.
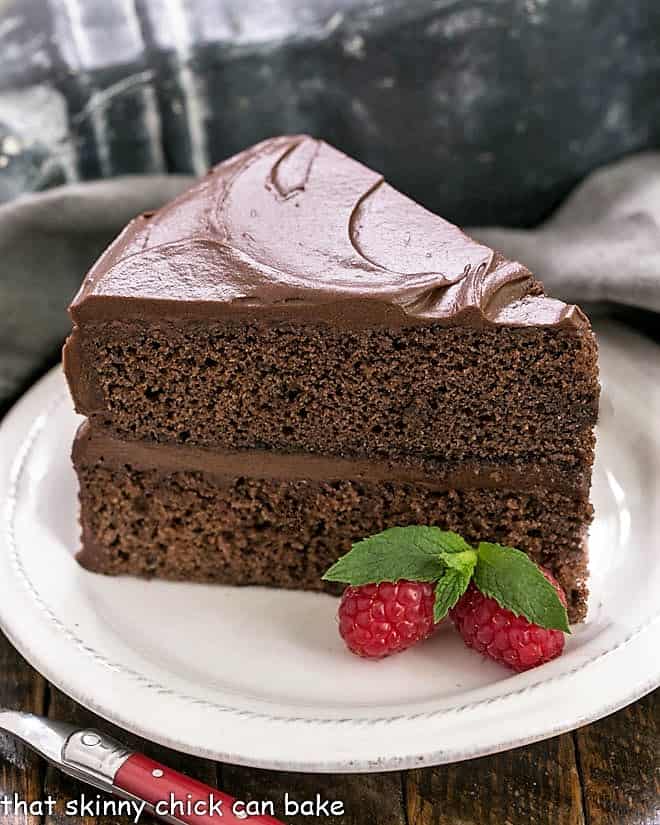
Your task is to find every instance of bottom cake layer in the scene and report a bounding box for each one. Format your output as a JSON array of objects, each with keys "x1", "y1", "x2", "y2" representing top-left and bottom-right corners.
[{"x1": 73, "y1": 428, "x2": 592, "y2": 623}]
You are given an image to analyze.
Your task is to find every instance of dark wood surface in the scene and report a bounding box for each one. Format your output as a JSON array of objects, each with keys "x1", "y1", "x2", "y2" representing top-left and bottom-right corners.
[{"x1": 0, "y1": 631, "x2": 657, "y2": 825}]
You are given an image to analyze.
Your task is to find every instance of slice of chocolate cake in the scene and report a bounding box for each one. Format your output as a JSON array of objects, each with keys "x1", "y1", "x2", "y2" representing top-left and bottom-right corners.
[{"x1": 64, "y1": 135, "x2": 599, "y2": 622}]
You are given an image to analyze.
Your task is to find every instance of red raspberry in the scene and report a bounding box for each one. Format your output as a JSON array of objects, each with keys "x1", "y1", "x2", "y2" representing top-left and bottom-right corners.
[
  {"x1": 450, "y1": 571, "x2": 567, "y2": 672},
  {"x1": 338, "y1": 581, "x2": 436, "y2": 659}
]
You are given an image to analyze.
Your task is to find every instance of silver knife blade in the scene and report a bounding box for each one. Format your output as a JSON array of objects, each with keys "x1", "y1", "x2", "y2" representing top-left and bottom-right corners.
[{"x1": 0, "y1": 709, "x2": 77, "y2": 765}]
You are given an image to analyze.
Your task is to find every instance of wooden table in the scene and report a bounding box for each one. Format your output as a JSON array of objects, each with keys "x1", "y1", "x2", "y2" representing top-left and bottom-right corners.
[{"x1": 1, "y1": 632, "x2": 657, "y2": 825}]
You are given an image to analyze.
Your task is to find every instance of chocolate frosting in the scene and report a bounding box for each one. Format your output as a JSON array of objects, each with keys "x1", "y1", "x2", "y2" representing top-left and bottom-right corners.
[
  {"x1": 69, "y1": 135, "x2": 587, "y2": 328},
  {"x1": 72, "y1": 422, "x2": 586, "y2": 496}
]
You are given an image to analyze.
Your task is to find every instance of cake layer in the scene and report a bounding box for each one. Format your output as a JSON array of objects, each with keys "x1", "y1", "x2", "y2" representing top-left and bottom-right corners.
[
  {"x1": 73, "y1": 426, "x2": 592, "y2": 622},
  {"x1": 63, "y1": 135, "x2": 599, "y2": 466},
  {"x1": 65, "y1": 319, "x2": 598, "y2": 474}
]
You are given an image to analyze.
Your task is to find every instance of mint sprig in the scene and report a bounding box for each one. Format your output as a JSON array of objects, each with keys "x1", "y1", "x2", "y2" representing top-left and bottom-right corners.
[{"x1": 322, "y1": 526, "x2": 570, "y2": 633}]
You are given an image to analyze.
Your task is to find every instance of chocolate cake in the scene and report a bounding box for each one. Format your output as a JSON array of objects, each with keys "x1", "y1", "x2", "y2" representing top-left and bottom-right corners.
[{"x1": 64, "y1": 135, "x2": 599, "y2": 622}]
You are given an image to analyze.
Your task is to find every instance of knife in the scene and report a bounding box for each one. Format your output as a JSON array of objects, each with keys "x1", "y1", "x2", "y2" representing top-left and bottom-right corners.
[{"x1": 0, "y1": 709, "x2": 284, "y2": 824}]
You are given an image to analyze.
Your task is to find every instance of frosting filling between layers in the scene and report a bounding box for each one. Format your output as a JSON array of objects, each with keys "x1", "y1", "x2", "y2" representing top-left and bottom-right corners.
[
  {"x1": 73, "y1": 423, "x2": 589, "y2": 497},
  {"x1": 73, "y1": 425, "x2": 592, "y2": 623}
]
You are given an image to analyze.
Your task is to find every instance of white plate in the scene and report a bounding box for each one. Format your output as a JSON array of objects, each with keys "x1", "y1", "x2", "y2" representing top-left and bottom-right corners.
[{"x1": 0, "y1": 321, "x2": 659, "y2": 772}]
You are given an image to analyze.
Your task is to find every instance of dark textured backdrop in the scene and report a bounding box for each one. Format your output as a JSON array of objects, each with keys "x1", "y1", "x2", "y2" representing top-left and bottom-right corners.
[{"x1": 1, "y1": 0, "x2": 660, "y2": 225}]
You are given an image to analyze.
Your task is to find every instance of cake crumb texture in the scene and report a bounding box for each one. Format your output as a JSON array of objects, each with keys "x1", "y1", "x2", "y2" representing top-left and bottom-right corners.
[
  {"x1": 76, "y1": 464, "x2": 591, "y2": 623},
  {"x1": 74, "y1": 320, "x2": 599, "y2": 472}
]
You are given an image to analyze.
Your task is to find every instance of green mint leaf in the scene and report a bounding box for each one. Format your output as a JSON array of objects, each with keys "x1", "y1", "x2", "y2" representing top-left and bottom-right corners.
[
  {"x1": 433, "y1": 550, "x2": 476, "y2": 623},
  {"x1": 474, "y1": 542, "x2": 570, "y2": 633},
  {"x1": 432, "y1": 531, "x2": 474, "y2": 554},
  {"x1": 322, "y1": 526, "x2": 457, "y2": 585}
]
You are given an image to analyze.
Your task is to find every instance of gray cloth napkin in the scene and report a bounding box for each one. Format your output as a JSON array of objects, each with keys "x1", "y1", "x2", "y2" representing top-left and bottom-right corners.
[
  {"x1": 2, "y1": 153, "x2": 659, "y2": 414},
  {"x1": 470, "y1": 152, "x2": 660, "y2": 316},
  {"x1": 0, "y1": 175, "x2": 194, "y2": 412}
]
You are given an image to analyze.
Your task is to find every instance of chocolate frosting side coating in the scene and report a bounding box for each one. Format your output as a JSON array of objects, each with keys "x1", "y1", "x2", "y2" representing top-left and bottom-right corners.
[{"x1": 69, "y1": 135, "x2": 587, "y2": 329}]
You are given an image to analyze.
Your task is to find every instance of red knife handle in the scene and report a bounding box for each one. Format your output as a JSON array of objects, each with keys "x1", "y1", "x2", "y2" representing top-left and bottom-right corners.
[{"x1": 114, "y1": 753, "x2": 283, "y2": 825}]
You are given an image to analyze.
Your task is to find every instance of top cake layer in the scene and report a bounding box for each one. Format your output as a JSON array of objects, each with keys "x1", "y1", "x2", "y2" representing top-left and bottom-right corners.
[{"x1": 69, "y1": 135, "x2": 586, "y2": 329}]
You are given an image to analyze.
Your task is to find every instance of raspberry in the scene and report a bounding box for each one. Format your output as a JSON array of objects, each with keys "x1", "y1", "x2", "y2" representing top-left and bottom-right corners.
[
  {"x1": 450, "y1": 571, "x2": 567, "y2": 672},
  {"x1": 338, "y1": 581, "x2": 436, "y2": 659}
]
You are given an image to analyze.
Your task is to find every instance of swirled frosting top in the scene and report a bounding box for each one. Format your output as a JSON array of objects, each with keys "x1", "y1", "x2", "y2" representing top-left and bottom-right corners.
[{"x1": 70, "y1": 135, "x2": 587, "y2": 328}]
